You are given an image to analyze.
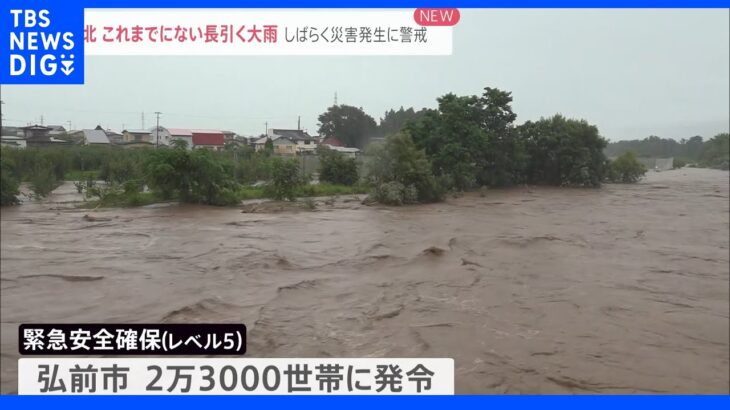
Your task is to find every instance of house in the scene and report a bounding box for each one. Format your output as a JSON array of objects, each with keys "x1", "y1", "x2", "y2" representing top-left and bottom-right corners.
[
  {"x1": 320, "y1": 136, "x2": 344, "y2": 147},
  {"x1": 46, "y1": 125, "x2": 68, "y2": 139},
  {"x1": 1, "y1": 126, "x2": 22, "y2": 137},
  {"x1": 104, "y1": 129, "x2": 124, "y2": 144},
  {"x1": 82, "y1": 129, "x2": 111, "y2": 145},
  {"x1": 268, "y1": 129, "x2": 316, "y2": 154},
  {"x1": 272, "y1": 136, "x2": 297, "y2": 156},
  {"x1": 21, "y1": 125, "x2": 52, "y2": 146},
  {"x1": 222, "y1": 130, "x2": 238, "y2": 142},
  {"x1": 21, "y1": 125, "x2": 70, "y2": 147},
  {"x1": 1, "y1": 136, "x2": 26, "y2": 149},
  {"x1": 329, "y1": 146, "x2": 361, "y2": 158},
  {"x1": 165, "y1": 128, "x2": 194, "y2": 149},
  {"x1": 191, "y1": 129, "x2": 225, "y2": 150},
  {"x1": 253, "y1": 135, "x2": 270, "y2": 152},
  {"x1": 123, "y1": 129, "x2": 153, "y2": 143},
  {"x1": 21, "y1": 125, "x2": 51, "y2": 139}
]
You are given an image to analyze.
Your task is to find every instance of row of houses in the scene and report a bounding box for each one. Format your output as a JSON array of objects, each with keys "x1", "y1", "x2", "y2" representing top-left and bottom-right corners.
[{"x1": 1, "y1": 125, "x2": 361, "y2": 157}]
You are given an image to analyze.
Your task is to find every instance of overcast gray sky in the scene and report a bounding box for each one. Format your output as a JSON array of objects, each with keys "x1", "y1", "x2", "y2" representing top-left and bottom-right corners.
[{"x1": 2, "y1": 9, "x2": 729, "y2": 141}]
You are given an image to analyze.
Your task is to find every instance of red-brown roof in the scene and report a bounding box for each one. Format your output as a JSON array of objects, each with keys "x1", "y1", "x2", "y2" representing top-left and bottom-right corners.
[{"x1": 192, "y1": 130, "x2": 224, "y2": 146}]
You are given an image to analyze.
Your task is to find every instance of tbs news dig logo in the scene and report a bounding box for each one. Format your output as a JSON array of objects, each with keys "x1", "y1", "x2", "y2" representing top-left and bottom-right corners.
[{"x1": 4, "y1": 9, "x2": 82, "y2": 84}]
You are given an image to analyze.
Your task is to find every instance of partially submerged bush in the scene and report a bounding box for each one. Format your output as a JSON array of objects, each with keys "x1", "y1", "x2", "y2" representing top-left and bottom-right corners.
[
  {"x1": 371, "y1": 181, "x2": 419, "y2": 206},
  {"x1": 1, "y1": 149, "x2": 20, "y2": 206},
  {"x1": 672, "y1": 158, "x2": 688, "y2": 169},
  {"x1": 1, "y1": 170, "x2": 20, "y2": 206},
  {"x1": 144, "y1": 148, "x2": 240, "y2": 206},
  {"x1": 607, "y1": 151, "x2": 647, "y2": 183},
  {"x1": 29, "y1": 163, "x2": 60, "y2": 198},
  {"x1": 85, "y1": 183, "x2": 158, "y2": 208},
  {"x1": 318, "y1": 146, "x2": 359, "y2": 186},
  {"x1": 365, "y1": 132, "x2": 444, "y2": 205}
]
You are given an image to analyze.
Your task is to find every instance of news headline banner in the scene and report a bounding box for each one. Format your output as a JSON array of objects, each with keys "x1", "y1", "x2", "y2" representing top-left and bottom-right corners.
[
  {"x1": 83, "y1": 9, "x2": 454, "y2": 55},
  {"x1": 18, "y1": 358, "x2": 455, "y2": 395}
]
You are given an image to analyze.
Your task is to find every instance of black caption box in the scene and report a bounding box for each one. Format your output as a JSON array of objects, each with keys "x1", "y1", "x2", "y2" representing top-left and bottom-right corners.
[{"x1": 19, "y1": 323, "x2": 246, "y2": 355}]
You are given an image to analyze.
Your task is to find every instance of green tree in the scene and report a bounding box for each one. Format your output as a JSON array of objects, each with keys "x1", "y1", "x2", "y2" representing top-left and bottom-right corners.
[
  {"x1": 318, "y1": 104, "x2": 377, "y2": 149},
  {"x1": 406, "y1": 86, "x2": 525, "y2": 189},
  {"x1": 378, "y1": 107, "x2": 430, "y2": 138},
  {"x1": 699, "y1": 133, "x2": 729, "y2": 170},
  {"x1": 171, "y1": 138, "x2": 189, "y2": 150},
  {"x1": 518, "y1": 114, "x2": 607, "y2": 187}
]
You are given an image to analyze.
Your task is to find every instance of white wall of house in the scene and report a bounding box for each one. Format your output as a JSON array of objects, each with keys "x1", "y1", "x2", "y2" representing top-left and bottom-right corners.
[
  {"x1": 1, "y1": 137, "x2": 26, "y2": 149},
  {"x1": 170, "y1": 135, "x2": 193, "y2": 149}
]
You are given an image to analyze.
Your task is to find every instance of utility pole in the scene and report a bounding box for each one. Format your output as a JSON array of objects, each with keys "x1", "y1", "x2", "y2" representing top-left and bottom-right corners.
[
  {"x1": 40, "y1": 114, "x2": 44, "y2": 126},
  {"x1": 334, "y1": 92, "x2": 338, "y2": 106},
  {"x1": 265, "y1": 121, "x2": 268, "y2": 137},
  {"x1": 297, "y1": 116, "x2": 300, "y2": 131},
  {"x1": 154, "y1": 111, "x2": 162, "y2": 148}
]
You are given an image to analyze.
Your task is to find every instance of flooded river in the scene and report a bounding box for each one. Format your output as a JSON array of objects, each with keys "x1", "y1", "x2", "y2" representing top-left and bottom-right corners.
[{"x1": 1, "y1": 168, "x2": 728, "y2": 393}]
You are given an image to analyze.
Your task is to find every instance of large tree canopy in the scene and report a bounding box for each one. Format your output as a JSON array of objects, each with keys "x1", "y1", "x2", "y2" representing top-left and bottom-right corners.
[
  {"x1": 317, "y1": 105, "x2": 377, "y2": 149},
  {"x1": 518, "y1": 114, "x2": 607, "y2": 187},
  {"x1": 406, "y1": 87, "x2": 525, "y2": 189}
]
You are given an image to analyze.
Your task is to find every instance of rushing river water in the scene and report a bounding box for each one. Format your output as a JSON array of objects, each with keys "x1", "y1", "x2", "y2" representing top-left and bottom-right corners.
[{"x1": 1, "y1": 168, "x2": 728, "y2": 394}]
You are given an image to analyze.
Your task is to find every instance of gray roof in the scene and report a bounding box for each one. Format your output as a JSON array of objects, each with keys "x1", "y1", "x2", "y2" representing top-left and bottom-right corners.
[
  {"x1": 83, "y1": 129, "x2": 110, "y2": 144},
  {"x1": 271, "y1": 129, "x2": 313, "y2": 141}
]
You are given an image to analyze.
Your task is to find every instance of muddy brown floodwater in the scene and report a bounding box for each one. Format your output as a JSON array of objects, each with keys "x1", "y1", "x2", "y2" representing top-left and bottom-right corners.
[{"x1": 1, "y1": 168, "x2": 728, "y2": 394}]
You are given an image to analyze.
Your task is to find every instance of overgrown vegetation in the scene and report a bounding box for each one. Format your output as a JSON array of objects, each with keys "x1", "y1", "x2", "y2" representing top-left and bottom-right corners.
[
  {"x1": 1, "y1": 151, "x2": 20, "y2": 206},
  {"x1": 318, "y1": 146, "x2": 359, "y2": 186},
  {"x1": 519, "y1": 115, "x2": 607, "y2": 187},
  {"x1": 4, "y1": 85, "x2": 719, "y2": 208},
  {"x1": 365, "y1": 132, "x2": 444, "y2": 205},
  {"x1": 264, "y1": 157, "x2": 304, "y2": 201}
]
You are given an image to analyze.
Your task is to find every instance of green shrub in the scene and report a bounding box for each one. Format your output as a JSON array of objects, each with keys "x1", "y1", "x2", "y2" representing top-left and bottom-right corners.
[
  {"x1": 607, "y1": 151, "x2": 647, "y2": 183},
  {"x1": 1, "y1": 170, "x2": 20, "y2": 206},
  {"x1": 673, "y1": 158, "x2": 688, "y2": 169},
  {"x1": 1, "y1": 149, "x2": 20, "y2": 206},
  {"x1": 85, "y1": 183, "x2": 159, "y2": 208},
  {"x1": 365, "y1": 132, "x2": 444, "y2": 204},
  {"x1": 99, "y1": 156, "x2": 140, "y2": 184},
  {"x1": 144, "y1": 148, "x2": 240, "y2": 206},
  {"x1": 372, "y1": 181, "x2": 419, "y2": 206},
  {"x1": 318, "y1": 146, "x2": 359, "y2": 186}
]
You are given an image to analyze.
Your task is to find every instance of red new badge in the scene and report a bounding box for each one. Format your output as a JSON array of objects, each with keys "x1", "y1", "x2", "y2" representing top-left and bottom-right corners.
[{"x1": 413, "y1": 8, "x2": 460, "y2": 26}]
